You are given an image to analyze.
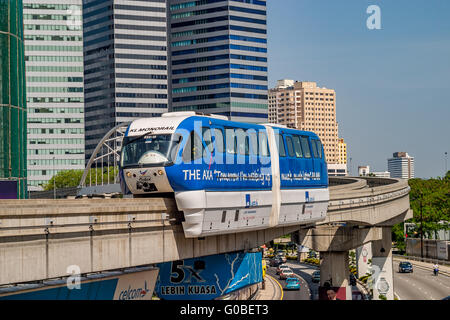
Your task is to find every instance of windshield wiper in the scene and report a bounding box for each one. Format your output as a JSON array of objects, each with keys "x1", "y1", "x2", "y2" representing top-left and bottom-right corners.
[{"x1": 123, "y1": 132, "x2": 153, "y2": 147}]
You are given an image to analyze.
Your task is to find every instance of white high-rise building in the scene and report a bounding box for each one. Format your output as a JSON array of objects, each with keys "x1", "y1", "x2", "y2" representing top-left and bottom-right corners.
[
  {"x1": 24, "y1": 0, "x2": 85, "y2": 191},
  {"x1": 388, "y1": 152, "x2": 415, "y2": 179}
]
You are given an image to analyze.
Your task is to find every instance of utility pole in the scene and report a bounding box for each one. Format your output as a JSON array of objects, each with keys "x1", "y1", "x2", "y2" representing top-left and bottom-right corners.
[
  {"x1": 349, "y1": 157, "x2": 353, "y2": 177},
  {"x1": 419, "y1": 193, "x2": 424, "y2": 262}
]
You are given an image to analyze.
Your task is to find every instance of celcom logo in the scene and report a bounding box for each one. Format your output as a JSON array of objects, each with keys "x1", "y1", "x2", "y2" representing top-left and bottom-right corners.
[{"x1": 118, "y1": 281, "x2": 150, "y2": 300}]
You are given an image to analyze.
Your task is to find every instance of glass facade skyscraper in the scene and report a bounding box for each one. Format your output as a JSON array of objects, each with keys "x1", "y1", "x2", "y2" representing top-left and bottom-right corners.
[
  {"x1": 82, "y1": 0, "x2": 268, "y2": 160},
  {"x1": 0, "y1": 0, "x2": 28, "y2": 198},
  {"x1": 168, "y1": 0, "x2": 268, "y2": 123},
  {"x1": 83, "y1": 0, "x2": 169, "y2": 160},
  {"x1": 24, "y1": 0, "x2": 85, "y2": 191}
]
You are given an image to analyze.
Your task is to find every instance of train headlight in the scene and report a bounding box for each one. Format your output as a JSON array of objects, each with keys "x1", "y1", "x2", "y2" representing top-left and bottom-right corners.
[
  {"x1": 158, "y1": 170, "x2": 164, "y2": 176},
  {"x1": 126, "y1": 172, "x2": 132, "y2": 178}
]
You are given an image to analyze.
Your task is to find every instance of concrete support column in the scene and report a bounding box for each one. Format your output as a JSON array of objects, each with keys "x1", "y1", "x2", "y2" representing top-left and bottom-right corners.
[
  {"x1": 319, "y1": 251, "x2": 352, "y2": 300},
  {"x1": 371, "y1": 227, "x2": 394, "y2": 300},
  {"x1": 356, "y1": 243, "x2": 372, "y2": 278}
]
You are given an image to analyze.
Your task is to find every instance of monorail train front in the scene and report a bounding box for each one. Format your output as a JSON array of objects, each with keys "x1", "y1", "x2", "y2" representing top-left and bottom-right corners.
[{"x1": 120, "y1": 117, "x2": 184, "y2": 196}]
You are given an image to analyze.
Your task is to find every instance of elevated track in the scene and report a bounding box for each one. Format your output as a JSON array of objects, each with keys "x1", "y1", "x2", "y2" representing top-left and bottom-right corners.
[{"x1": 0, "y1": 177, "x2": 411, "y2": 286}]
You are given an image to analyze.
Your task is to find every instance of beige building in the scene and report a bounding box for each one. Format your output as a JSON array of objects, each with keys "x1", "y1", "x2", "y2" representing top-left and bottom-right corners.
[
  {"x1": 338, "y1": 138, "x2": 347, "y2": 164},
  {"x1": 269, "y1": 80, "x2": 340, "y2": 163}
]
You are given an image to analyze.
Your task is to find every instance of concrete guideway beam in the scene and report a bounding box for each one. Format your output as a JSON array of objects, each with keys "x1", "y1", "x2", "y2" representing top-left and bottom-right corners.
[
  {"x1": 0, "y1": 176, "x2": 412, "y2": 286},
  {"x1": 0, "y1": 217, "x2": 299, "y2": 286},
  {"x1": 298, "y1": 225, "x2": 383, "y2": 252},
  {"x1": 327, "y1": 178, "x2": 412, "y2": 227}
]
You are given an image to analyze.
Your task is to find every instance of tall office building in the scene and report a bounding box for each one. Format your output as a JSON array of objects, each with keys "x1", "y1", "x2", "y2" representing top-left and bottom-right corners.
[
  {"x1": 269, "y1": 80, "x2": 339, "y2": 163},
  {"x1": 0, "y1": 0, "x2": 28, "y2": 198},
  {"x1": 168, "y1": 0, "x2": 268, "y2": 123},
  {"x1": 388, "y1": 152, "x2": 415, "y2": 179},
  {"x1": 83, "y1": 0, "x2": 169, "y2": 160},
  {"x1": 24, "y1": 0, "x2": 85, "y2": 191}
]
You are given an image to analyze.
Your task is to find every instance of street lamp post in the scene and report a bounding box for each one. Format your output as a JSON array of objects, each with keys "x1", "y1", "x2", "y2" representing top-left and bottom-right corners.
[
  {"x1": 410, "y1": 192, "x2": 424, "y2": 261},
  {"x1": 53, "y1": 156, "x2": 56, "y2": 200},
  {"x1": 419, "y1": 196, "x2": 424, "y2": 262},
  {"x1": 445, "y1": 152, "x2": 448, "y2": 175}
]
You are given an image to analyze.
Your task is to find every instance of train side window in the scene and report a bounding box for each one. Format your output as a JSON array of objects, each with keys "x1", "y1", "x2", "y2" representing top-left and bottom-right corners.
[
  {"x1": 245, "y1": 135, "x2": 250, "y2": 155},
  {"x1": 226, "y1": 128, "x2": 236, "y2": 154},
  {"x1": 315, "y1": 140, "x2": 323, "y2": 158},
  {"x1": 202, "y1": 127, "x2": 214, "y2": 153},
  {"x1": 259, "y1": 131, "x2": 270, "y2": 157},
  {"x1": 292, "y1": 135, "x2": 303, "y2": 158},
  {"x1": 213, "y1": 128, "x2": 224, "y2": 153},
  {"x1": 300, "y1": 136, "x2": 312, "y2": 158},
  {"x1": 275, "y1": 133, "x2": 286, "y2": 157},
  {"x1": 311, "y1": 139, "x2": 319, "y2": 158},
  {"x1": 285, "y1": 136, "x2": 296, "y2": 158},
  {"x1": 235, "y1": 129, "x2": 248, "y2": 156},
  {"x1": 248, "y1": 130, "x2": 258, "y2": 156},
  {"x1": 169, "y1": 133, "x2": 183, "y2": 162},
  {"x1": 182, "y1": 131, "x2": 203, "y2": 162}
]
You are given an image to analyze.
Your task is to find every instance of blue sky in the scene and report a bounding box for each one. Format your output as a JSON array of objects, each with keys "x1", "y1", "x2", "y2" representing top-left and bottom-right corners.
[{"x1": 266, "y1": 0, "x2": 450, "y2": 178}]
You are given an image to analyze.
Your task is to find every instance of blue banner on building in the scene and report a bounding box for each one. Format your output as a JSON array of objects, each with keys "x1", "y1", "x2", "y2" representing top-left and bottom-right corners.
[
  {"x1": 154, "y1": 251, "x2": 263, "y2": 300},
  {"x1": 0, "y1": 181, "x2": 17, "y2": 199}
]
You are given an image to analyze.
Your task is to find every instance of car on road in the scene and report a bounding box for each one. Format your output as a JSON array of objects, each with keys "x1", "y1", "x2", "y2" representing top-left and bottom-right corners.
[
  {"x1": 276, "y1": 264, "x2": 290, "y2": 275},
  {"x1": 285, "y1": 277, "x2": 301, "y2": 291},
  {"x1": 398, "y1": 261, "x2": 413, "y2": 273},
  {"x1": 279, "y1": 268, "x2": 295, "y2": 280},
  {"x1": 312, "y1": 270, "x2": 320, "y2": 283},
  {"x1": 270, "y1": 258, "x2": 283, "y2": 267},
  {"x1": 442, "y1": 296, "x2": 450, "y2": 300},
  {"x1": 276, "y1": 253, "x2": 287, "y2": 263}
]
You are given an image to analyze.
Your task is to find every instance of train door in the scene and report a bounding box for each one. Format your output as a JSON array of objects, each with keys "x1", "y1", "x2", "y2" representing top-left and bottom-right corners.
[
  {"x1": 310, "y1": 138, "x2": 321, "y2": 187},
  {"x1": 274, "y1": 131, "x2": 288, "y2": 188}
]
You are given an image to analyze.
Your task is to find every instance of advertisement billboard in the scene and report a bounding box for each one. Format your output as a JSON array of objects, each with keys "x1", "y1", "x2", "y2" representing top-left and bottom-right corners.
[
  {"x1": 0, "y1": 268, "x2": 159, "y2": 300},
  {"x1": 154, "y1": 251, "x2": 263, "y2": 300}
]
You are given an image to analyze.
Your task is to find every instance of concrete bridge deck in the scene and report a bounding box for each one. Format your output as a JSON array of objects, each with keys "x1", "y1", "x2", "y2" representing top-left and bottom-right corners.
[{"x1": 0, "y1": 177, "x2": 411, "y2": 286}]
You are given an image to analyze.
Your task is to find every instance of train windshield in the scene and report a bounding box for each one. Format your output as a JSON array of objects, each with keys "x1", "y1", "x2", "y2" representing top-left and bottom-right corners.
[{"x1": 121, "y1": 134, "x2": 181, "y2": 168}]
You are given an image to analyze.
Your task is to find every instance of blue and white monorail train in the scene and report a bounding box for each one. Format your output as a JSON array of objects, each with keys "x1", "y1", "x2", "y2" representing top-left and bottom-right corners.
[{"x1": 119, "y1": 112, "x2": 329, "y2": 238}]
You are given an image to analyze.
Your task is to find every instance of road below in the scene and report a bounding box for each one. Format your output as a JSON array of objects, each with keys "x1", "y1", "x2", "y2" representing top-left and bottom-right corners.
[
  {"x1": 266, "y1": 264, "x2": 311, "y2": 300},
  {"x1": 266, "y1": 261, "x2": 364, "y2": 300},
  {"x1": 393, "y1": 261, "x2": 450, "y2": 300}
]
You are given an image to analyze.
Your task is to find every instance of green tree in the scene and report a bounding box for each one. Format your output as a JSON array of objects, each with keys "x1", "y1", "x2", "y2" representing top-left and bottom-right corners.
[
  {"x1": 44, "y1": 170, "x2": 84, "y2": 191},
  {"x1": 392, "y1": 171, "x2": 450, "y2": 244},
  {"x1": 44, "y1": 167, "x2": 119, "y2": 191},
  {"x1": 408, "y1": 171, "x2": 450, "y2": 238},
  {"x1": 392, "y1": 223, "x2": 406, "y2": 251}
]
